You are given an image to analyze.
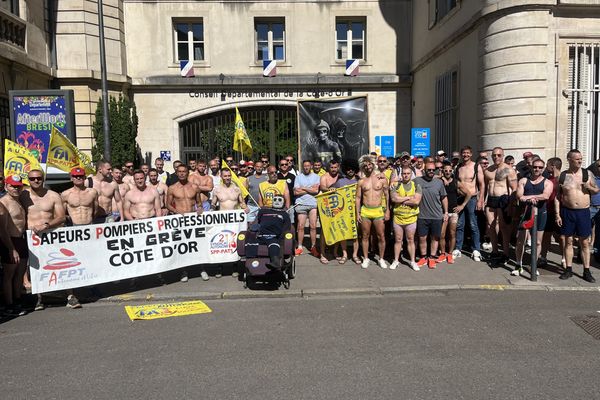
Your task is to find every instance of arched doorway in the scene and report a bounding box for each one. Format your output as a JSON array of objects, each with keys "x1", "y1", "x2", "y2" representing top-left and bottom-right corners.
[{"x1": 179, "y1": 106, "x2": 297, "y2": 163}]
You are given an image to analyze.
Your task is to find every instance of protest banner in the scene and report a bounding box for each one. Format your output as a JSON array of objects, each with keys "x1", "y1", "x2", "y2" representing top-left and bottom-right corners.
[
  {"x1": 125, "y1": 300, "x2": 212, "y2": 321},
  {"x1": 27, "y1": 210, "x2": 247, "y2": 294},
  {"x1": 315, "y1": 184, "x2": 358, "y2": 246}
]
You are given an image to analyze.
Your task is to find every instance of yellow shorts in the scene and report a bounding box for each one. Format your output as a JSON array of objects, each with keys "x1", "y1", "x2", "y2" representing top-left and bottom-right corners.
[{"x1": 360, "y1": 205, "x2": 385, "y2": 221}]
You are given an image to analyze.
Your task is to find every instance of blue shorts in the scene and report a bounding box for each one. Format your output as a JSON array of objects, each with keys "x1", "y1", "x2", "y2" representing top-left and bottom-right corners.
[{"x1": 560, "y1": 207, "x2": 592, "y2": 238}]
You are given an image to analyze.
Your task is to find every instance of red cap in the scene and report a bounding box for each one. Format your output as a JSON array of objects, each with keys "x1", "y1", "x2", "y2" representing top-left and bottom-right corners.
[
  {"x1": 522, "y1": 152, "x2": 533, "y2": 159},
  {"x1": 247, "y1": 161, "x2": 254, "y2": 166},
  {"x1": 5, "y1": 175, "x2": 23, "y2": 187},
  {"x1": 70, "y1": 167, "x2": 85, "y2": 176}
]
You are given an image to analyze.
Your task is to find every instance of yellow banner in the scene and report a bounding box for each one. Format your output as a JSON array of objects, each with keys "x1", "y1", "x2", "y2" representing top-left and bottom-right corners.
[
  {"x1": 221, "y1": 160, "x2": 250, "y2": 199},
  {"x1": 3, "y1": 139, "x2": 42, "y2": 185},
  {"x1": 233, "y1": 107, "x2": 252, "y2": 157},
  {"x1": 124, "y1": 300, "x2": 212, "y2": 321},
  {"x1": 47, "y1": 126, "x2": 95, "y2": 175},
  {"x1": 316, "y1": 184, "x2": 358, "y2": 246}
]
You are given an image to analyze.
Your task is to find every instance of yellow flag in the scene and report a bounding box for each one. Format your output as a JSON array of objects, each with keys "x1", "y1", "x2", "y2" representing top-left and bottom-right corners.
[
  {"x1": 221, "y1": 160, "x2": 250, "y2": 199},
  {"x1": 233, "y1": 107, "x2": 252, "y2": 156},
  {"x1": 3, "y1": 139, "x2": 42, "y2": 185},
  {"x1": 47, "y1": 126, "x2": 95, "y2": 175},
  {"x1": 316, "y1": 184, "x2": 358, "y2": 245}
]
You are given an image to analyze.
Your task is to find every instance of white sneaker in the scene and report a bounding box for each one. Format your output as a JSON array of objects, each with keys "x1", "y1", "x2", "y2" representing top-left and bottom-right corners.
[
  {"x1": 482, "y1": 242, "x2": 492, "y2": 251},
  {"x1": 378, "y1": 259, "x2": 388, "y2": 269},
  {"x1": 410, "y1": 261, "x2": 420, "y2": 271},
  {"x1": 472, "y1": 250, "x2": 482, "y2": 262},
  {"x1": 389, "y1": 260, "x2": 400, "y2": 270},
  {"x1": 452, "y1": 249, "x2": 462, "y2": 258},
  {"x1": 361, "y1": 258, "x2": 370, "y2": 269},
  {"x1": 200, "y1": 271, "x2": 209, "y2": 281},
  {"x1": 511, "y1": 267, "x2": 523, "y2": 276},
  {"x1": 180, "y1": 271, "x2": 188, "y2": 282}
]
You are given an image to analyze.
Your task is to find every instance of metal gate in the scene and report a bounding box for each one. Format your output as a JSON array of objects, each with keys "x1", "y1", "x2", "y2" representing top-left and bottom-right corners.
[
  {"x1": 567, "y1": 43, "x2": 600, "y2": 165},
  {"x1": 179, "y1": 106, "x2": 297, "y2": 164}
]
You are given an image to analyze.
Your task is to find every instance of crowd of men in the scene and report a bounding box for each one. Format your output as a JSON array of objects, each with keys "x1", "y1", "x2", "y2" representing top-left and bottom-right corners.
[{"x1": 0, "y1": 146, "x2": 599, "y2": 315}]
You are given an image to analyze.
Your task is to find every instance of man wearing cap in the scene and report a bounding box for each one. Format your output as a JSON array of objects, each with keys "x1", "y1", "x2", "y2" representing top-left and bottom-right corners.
[
  {"x1": 61, "y1": 167, "x2": 99, "y2": 227},
  {"x1": 451, "y1": 151, "x2": 461, "y2": 168},
  {"x1": 0, "y1": 175, "x2": 28, "y2": 315},
  {"x1": 436, "y1": 150, "x2": 447, "y2": 164},
  {"x1": 86, "y1": 159, "x2": 123, "y2": 224}
]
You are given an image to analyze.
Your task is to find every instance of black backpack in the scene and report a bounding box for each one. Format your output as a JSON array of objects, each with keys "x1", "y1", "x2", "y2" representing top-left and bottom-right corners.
[{"x1": 558, "y1": 169, "x2": 588, "y2": 185}]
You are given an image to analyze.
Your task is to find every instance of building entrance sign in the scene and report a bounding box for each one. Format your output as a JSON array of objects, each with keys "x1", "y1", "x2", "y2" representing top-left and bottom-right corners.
[{"x1": 188, "y1": 88, "x2": 350, "y2": 101}]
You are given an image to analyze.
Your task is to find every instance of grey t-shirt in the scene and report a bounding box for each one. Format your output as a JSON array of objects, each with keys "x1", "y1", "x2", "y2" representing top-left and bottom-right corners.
[
  {"x1": 247, "y1": 174, "x2": 268, "y2": 205},
  {"x1": 413, "y1": 177, "x2": 446, "y2": 220}
]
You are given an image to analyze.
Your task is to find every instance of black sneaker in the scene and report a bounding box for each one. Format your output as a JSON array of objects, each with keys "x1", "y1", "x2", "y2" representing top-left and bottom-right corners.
[
  {"x1": 559, "y1": 270, "x2": 573, "y2": 280},
  {"x1": 67, "y1": 295, "x2": 82, "y2": 309},
  {"x1": 583, "y1": 270, "x2": 596, "y2": 283}
]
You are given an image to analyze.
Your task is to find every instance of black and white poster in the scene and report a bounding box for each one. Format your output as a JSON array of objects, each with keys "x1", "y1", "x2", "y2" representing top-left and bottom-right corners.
[{"x1": 298, "y1": 96, "x2": 369, "y2": 165}]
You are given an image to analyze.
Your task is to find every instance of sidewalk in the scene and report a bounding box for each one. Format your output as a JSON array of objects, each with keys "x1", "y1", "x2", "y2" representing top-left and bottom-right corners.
[{"x1": 79, "y1": 247, "x2": 600, "y2": 304}]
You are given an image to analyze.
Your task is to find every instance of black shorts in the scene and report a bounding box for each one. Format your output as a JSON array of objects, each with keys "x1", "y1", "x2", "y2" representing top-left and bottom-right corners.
[
  {"x1": 486, "y1": 195, "x2": 509, "y2": 210},
  {"x1": 0, "y1": 236, "x2": 29, "y2": 264},
  {"x1": 417, "y1": 218, "x2": 443, "y2": 238}
]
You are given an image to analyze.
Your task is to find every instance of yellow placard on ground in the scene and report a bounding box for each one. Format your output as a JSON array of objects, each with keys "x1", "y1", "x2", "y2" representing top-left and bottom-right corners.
[{"x1": 124, "y1": 300, "x2": 212, "y2": 321}]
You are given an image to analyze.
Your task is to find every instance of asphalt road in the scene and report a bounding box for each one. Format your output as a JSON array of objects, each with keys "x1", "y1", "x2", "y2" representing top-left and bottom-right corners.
[{"x1": 1, "y1": 291, "x2": 599, "y2": 400}]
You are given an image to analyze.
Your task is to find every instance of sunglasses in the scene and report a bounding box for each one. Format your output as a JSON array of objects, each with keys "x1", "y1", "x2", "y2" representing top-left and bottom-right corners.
[
  {"x1": 377, "y1": 160, "x2": 388, "y2": 163},
  {"x1": 426, "y1": 169, "x2": 436, "y2": 172},
  {"x1": 125, "y1": 165, "x2": 134, "y2": 168},
  {"x1": 532, "y1": 166, "x2": 544, "y2": 170},
  {"x1": 29, "y1": 177, "x2": 43, "y2": 181},
  {"x1": 280, "y1": 163, "x2": 288, "y2": 166},
  {"x1": 286, "y1": 158, "x2": 293, "y2": 162}
]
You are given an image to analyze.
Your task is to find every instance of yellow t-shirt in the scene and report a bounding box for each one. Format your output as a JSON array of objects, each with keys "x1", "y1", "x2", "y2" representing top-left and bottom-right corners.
[
  {"x1": 259, "y1": 180, "x2": 287, "y2": 207},
  {"x1": 393, "y1": 181, "x2": 420, "y2": 225}
]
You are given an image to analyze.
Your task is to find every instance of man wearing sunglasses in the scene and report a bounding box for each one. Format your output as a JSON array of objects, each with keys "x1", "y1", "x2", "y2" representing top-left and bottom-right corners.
[
  {"x1": 123, "y1": 160, "x2": 136, "y2": 187},
  {"x1": 484, "y1": 147, "x2": 518, "y2": 263},
  {"x1": 61, "y1": 167, "x2": 99, "y2": 226},
  {"x1": 22, "y1": 169, "x2": 67, "y2": 311},
  {"x1": 512, "y1": 158, "x2": 552, "y2": 277}
]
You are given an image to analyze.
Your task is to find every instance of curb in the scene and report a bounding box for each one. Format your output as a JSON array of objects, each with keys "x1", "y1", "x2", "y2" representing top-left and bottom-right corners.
[{"x1": 95, "y1": 283, "x2": 600, "y2": 303}]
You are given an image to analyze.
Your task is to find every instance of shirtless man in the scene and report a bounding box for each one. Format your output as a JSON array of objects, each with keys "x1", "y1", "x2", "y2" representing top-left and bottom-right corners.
[
  {"x1": 555, "y1": 149, "x2": 600, "y2": 283},
  {"x1": 111, "y1": 166, "x2": 130, "y2": 221},
  {"x1": 148, "y1": 168, "x2": 169, "y2": 216},
  {"x1": 211, "y1": 169, "x2": 248, "y2": 212},
  {"x1": 123, "y1": 170, "x2": 161, "y2": 220},
  {"x1": 22, "y1": 169, "x2": 66, "y2": 310},
  {"x1": 0, "y1": 176, "x2": 28, "y2": 315},
  {"x1": 318, "y1": 160, "x2": 341, "y2": 264},
  {"x1": 455, "y1": 145, "x2": 485, "y2": 262},
  {"x1": 122, "y1": 160, "x2": 135, "y2": 187},
  {"x1": 484, "y1": 147, "x2": 518, "y2": 262},
  {"x1": 87, "y1": 159, "x2": 122, "y2": 223},
  {"x1": 356, "y1": 154, "x2": 390, "y2": 269},
  {"x1": 61, "y1": 167, "x2": 99, "y2": 226},
  {"x1": 188, "y1": 159, "x2": 197, "y2": 175},
  {"x1": 188, "y1": 160, "x2": 213, "y2": 212},
  {"x1": 166, "y1": 164, "x2": 208, "y2": 282}
]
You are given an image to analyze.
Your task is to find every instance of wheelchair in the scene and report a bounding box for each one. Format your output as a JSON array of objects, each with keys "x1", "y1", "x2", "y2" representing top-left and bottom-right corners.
[{"x1": 236, "y1": 230, "x2": 296, "y2": 289}]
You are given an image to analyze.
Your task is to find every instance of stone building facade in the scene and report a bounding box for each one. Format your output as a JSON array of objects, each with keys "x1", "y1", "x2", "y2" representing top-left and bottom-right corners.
[
  {"x1": 2, "y1": 0, "x2": 600, "y2": 166},
  {"x1": 413, "y1": 0, "x2": 600, "y2": 164}
]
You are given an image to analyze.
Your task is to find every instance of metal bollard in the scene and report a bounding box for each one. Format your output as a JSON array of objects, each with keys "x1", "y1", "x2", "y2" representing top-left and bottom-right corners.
[{"x1": 530, "y1": 205, "x2": 538, "y2": 282}]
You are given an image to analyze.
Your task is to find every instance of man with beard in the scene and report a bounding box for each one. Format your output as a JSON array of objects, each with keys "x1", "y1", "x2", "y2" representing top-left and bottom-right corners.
[
  {"x1": 484, "y1": 147, "x2": 518, "y2": 263},
  {"x1": 293, "y1": 160, "x2": 320, "y2": 257},
  {"x1": 555, "y1": 149, "x2": 599, "y2": 282},
  {"x1": 111, "y1": 166, "x2": 130, "y2": 221},
  {"x1": 304, "y1": 119, "x2": 342, "y2": 166},
  {"x1": 454, "y1": 145, "x2": 485, "y2": 262},
  {"x1": 148, "y1": 168, "x2": 169, "y2": 216},
  {"x1": 166, "y1": 164, "x2": 208, "y2": 282},
  {"x1": 356, "y1": 155, "x2": 389, "y2": 269},
  {"x1": 332, "y1": 159, "x2": 360, "y2": 264},
  {"x1": 188, "y1": 160, "x2": 214, "y2": 212},
  {"x1": 247, "y1": 160, "x2": 268, "y2": 223},
  {"x1": 318, "y1": 160, "x2": 342, "y2": 264},
  {"x1": 86, "y1": 159, "x2": 122, "y2": 223},
  {"x1": 124, "y1": 170, "x2": 161, "y2": 220}
]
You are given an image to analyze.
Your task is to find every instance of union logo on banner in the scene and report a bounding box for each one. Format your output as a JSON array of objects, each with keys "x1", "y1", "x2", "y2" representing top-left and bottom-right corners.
[
  {"x1": 345, "y1": 59, "x2": 359, "y2": 76},
  {"x1": 180, "y1": 60, "x2": 195, "y2": 78},
  {"x1": 263, "y1": 59, "x2": 277, "y2": 77}
]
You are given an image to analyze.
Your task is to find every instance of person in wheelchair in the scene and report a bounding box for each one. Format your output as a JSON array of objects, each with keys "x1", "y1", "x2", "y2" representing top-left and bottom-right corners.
[{"x1": 248, "y1": 195, "x2": 291, "y2": 270}]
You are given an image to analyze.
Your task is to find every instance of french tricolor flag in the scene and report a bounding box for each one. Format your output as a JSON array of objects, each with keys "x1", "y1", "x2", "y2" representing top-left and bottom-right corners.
[
  {"x1": 180, "y1": 60, "x2": 195, "y2": 78},
  {"x1": 263, "y1": 60, "x2": 277, "y2": 77},
  {"x1": 345, "y1": 59, "x2": 359, "y2": 76}
]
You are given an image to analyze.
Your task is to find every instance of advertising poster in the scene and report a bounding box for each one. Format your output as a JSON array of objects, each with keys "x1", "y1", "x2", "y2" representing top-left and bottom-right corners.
[
  {"x1": 9, "y1": 90, "x2": 76, "y2": 177},
  {"x1": 298, "y1": 97, "x2": 369, "y2": 165}
]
